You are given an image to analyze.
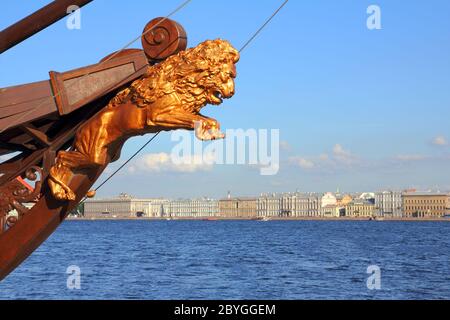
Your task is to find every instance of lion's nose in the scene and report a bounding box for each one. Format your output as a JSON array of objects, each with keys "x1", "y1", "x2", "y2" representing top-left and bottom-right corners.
[{"x1": 225, "y1": 80, "x2": 235, "y2": 96}]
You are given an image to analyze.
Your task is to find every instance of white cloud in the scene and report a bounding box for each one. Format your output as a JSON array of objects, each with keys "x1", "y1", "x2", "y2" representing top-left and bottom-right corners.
[
  {"x1": 432, "y1": 135, "x2": 448, "y2": 146},
  {"x1": 289, "y1": 144, "x2": 360, "y2": 171},
  {"x1": 289, "y1": 157, "x2": 315, "y2": 169},
  {"x1": 332, "y1": 144, "x2": 347, "y2": 157},
  {"x1": 289, "y1": 143, "x2": 448, "y2": 173},
  {"x1": 332, "y1": 144, "x2": 359, "y2": 165},
  {"x1": 280, "y1": 140, "x2": 292, "y2": 152},
  {"x1": 394, "y1": 154, "x2": 428, "y2": 162},
  {"x1": 133, "y1": 152, "x2": 215, "y2": 173}
]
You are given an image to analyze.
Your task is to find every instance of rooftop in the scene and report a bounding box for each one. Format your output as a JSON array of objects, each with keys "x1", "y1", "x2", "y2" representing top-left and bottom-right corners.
[{"x1": 403, "y1": 192, "x2": 450, "y2": 197}]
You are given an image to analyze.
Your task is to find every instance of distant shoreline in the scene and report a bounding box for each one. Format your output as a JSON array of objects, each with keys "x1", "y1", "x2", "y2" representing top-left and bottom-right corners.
[{"x1": 66, "y1": 216, "x2": 450, "y2": 222}]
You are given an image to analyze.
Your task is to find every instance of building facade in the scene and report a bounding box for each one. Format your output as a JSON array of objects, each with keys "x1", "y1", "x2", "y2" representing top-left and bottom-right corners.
[
  {"x1": 321, "y1": 192, "x2": 337, "y2": 208},
  {"x1": 257, "y1": 193, "x2": 321, "y2": 217},
  {"x1": 282, "y1": 193, "x2": 320, "y2": 217},
  {"x1": 345, "y1": 200, "x2": 375, "y2": 217},
  {"x1": 257, "y1": 194, "x2": 281, "y2": 217},
  {"x1": 84, "y1": 193, "x2": 168, "y2": 218},
  {"x1": 402, "y1": 192, "x2": 450, "y2": 218},
  {"x1": 336, "y1": 194, "x2": 353, "y2": 207},
  {"x1": 82, "y1": 190, "x2": 450, "y2": 219},
  {"x1": 321, "y1": 204, "x2": 339, "y2": 217},
  {"x1": 375, "y1": 191, "x2": 402, "y2": 217},
  {"x1": 219, "y1": 198, "x2": 257, "y2": 218},
  {"x1": 167, "y1": 198, "x2": 219, "y2": 218}
]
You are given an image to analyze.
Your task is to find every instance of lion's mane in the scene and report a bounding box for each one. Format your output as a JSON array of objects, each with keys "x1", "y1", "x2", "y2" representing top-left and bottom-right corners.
[{"x1": 110, "y1": 39, "x2": 239, "y2": 112}]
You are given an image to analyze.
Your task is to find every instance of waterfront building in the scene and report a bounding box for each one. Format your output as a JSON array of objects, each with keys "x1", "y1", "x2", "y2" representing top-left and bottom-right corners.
[
  {"x1": 306, "y1": 193, "x2": 321, "y2": 217},
  {"x1": 321, "y1": 204, "x2": 339, "y2": 217},
  {"x1": 257, "y1": 193, "x2": 281, "y2": 217},
  {"x1": 335, "y1": 194, "x2": 352, "y2": 217},
  {"x1": 257, "y1": 192, "x2": 320, "y2": 217},
  {"x1": 402, "y1": 192, "x2": 450, "y2": 218},
  {"x1": 166, "y1": 199, "x2": 188, "y2": 217},
  {"x1": 192, "y1": 198, "x2": 219, "y2": 217},
  {"x1": 375, "y1": 191, "x2": 402, "y2": 217},
  {"x1": 345, "y1": 200, "x2": 375, "y2": 218},
  {"x1": 321, "y1": 192, "x2": 337, "y2": 208},
  {"x1": 359, "y1": 192, "x2": 375, "y2": 204},
  {"x1": 279, "y1": 193, "x2": 292, "y2": 217},
  {"x1": 219, "y1": 197, "x2": 257, "y2": 218},
  {"x1": 336, "y1": 194, "x2": 353, "y2": 206},
  {"x1": 167, "y1": 198, "x2": 219, "y2": 218},
  {"x1": 82, "y1": 190, "x2": 450, "y2": 220},
  {"x1": 283, "y1": 193, "x2": 320, "y2": 217},
  {"x1": 84, "y1": 193, "x2": 169, "y2": 218}
]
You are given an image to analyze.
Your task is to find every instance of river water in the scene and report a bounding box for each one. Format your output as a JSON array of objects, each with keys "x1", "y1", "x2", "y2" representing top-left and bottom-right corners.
[{"x1": 0, "y1": 220, "x2": 449, "y2": 299}]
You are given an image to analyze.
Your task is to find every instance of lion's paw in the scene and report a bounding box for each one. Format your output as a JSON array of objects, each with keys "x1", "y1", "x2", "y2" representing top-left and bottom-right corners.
[
  {"x1": 53, "y1": 189, "x2": 76, "y2": 201},
  {"x1": 195, "y1": 120, "x2": 225, "y2": 141}
]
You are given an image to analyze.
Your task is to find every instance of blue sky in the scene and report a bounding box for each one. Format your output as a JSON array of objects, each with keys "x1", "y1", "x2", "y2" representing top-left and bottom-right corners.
[{"x1": 1, "y1": 0, "x2": 450, "y2": 198}]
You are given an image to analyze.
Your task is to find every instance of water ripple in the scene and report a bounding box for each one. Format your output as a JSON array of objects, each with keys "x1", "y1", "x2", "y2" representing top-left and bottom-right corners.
[{"x1": 0, "y1": 220, "x2": 449, "y2": 299}]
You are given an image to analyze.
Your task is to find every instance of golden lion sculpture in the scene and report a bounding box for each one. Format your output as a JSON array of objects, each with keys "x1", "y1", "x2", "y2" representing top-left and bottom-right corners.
[{"x1": 48, "y1": 39, "x2": 239, "y2": 201}]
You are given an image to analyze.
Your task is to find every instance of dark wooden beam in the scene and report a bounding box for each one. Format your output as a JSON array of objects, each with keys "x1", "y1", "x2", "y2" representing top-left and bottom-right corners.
[
  {"x1": 0, "y1": 0, "x2": 94, "y2": 54},
  {"x1": 20, "y1": 124, "x2": 51, "y2": 147},
  {"x1": 0, "y1": 161, "x2": 22, "y2": 175},
  {"x1": 0, "y1": 141, "x2": 35, "y2": 153}
]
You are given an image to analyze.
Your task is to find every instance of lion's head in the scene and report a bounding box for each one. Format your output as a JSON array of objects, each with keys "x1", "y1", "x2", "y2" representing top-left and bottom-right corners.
[
  {"x1": 113, "y1": 39, "x2": 239, "y2": 114},
  {"x1": 170, "y1": 39, "x2": 240, "y2": 108}
]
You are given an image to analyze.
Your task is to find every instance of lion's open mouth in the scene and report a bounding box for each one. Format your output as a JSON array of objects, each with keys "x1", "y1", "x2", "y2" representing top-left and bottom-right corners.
[{"x1": 211, "y1": 91, "x2": 223, "y2": 104}]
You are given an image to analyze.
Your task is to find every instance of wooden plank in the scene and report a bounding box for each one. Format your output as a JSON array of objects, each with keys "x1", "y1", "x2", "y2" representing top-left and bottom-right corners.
[
  {"x1": 64, "y1": 63, "x2": 135, "y2": 105},
  {"x1": 50, "y1": 50, "x2": 149, "y2": 115},
  {"x1": 0, "y1": 50, "x2": 148, "y2": 133},
  {"x1": 0, "y1": 80, "x2": 58, "y2": 133},
  {"x1": 0, "y1": 80, "x2": 55, "y2": 108},
  {"x1": 0, "y1": 97, "x2": 55, "y2": 119},
  {"x1": 0, "y1": 105, "x2": 58, "y2": 133}
]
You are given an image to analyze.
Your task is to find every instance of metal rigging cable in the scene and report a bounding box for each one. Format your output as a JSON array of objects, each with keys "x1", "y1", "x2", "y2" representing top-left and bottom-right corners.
[{"x1": 239, "y1": 0, "x2": 289, "y2": 53}]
